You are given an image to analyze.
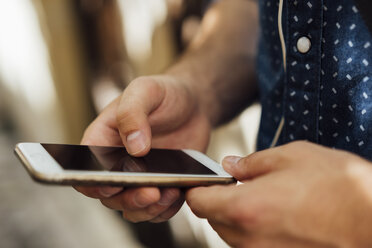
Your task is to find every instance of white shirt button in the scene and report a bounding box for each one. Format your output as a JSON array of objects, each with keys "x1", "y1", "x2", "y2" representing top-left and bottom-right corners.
[{"x1": 297, "y1": 36, "x2": 311, "y2": 53}]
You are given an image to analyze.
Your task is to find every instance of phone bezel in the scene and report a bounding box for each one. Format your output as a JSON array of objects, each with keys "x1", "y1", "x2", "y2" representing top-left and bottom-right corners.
[{"x1": 15, "y1": 143, "x2": 235, "y2": 187}]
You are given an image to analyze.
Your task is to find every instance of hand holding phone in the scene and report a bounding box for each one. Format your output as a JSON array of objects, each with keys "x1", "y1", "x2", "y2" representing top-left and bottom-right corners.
[{"x1": 69, "y1": 75, "x2": 214, "y2": 223}]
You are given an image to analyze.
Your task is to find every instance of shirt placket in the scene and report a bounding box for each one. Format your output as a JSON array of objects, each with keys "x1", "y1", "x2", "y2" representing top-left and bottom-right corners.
[{"x1": 282, "y1": 0, "x2": 323, "y2": 143}]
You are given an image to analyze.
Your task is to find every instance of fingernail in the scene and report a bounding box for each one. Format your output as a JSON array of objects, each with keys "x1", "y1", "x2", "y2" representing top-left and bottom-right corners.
[
  {"x1": 99, "y1": 187, "x2": 122, "y2": 197},
  {"x1": 126, "y1": 131, "x2": 147, "y2": 155},
  {"x1": 223, "y1": 156, "x2": 242, "y2": 167},
  {"x1": 158, "y1": 189, "x2": 178, "y2": 206}
]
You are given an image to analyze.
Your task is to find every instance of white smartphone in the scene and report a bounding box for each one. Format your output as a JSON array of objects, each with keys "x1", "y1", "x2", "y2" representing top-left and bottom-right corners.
[{"x1": 14, "y1": 143, "x2": 235, "y2": 187}]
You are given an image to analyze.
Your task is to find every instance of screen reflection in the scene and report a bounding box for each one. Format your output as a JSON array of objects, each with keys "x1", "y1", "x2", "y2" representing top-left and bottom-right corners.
[{"x1": 41, "y1": 144, "x2": 216, "y2": 175}]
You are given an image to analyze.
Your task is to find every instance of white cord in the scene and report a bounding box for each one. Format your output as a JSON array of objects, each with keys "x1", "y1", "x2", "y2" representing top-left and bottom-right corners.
[
  {"x1": 278, "y1": 0, "x2": 286, "y2": 70},
  {"x1": 270, "y1": 0, "x2": 286, "y2": 148}
]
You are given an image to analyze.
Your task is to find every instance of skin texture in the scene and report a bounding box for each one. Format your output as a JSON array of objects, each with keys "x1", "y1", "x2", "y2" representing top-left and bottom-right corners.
[
  {"x1": 75, "y1": 0, "x2": 259, "y2": 223},
  {"x1": 186, "y1": 141, "x2": 372, "y2": 248}
]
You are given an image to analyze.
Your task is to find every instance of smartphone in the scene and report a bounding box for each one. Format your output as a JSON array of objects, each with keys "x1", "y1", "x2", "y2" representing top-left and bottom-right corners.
[{"x1": 14, "y1": 143, "x2": 235, "y2": 187}]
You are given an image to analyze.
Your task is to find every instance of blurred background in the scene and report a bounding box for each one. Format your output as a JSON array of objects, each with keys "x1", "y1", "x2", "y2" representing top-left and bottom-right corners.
[{"x1": 0, "y1": 0, "x2": 260, "y2": 247}]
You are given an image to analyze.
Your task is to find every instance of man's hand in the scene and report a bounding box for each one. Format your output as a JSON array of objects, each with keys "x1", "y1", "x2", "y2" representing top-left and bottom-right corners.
[
  {"x1": 75, "y1": 0, "x2": 259, "y2": 223},
  {"x1": 186, "y1": 141, "x2": 372, "y2": 247},
  {"x1": 75, "y1": 75, "x2": 211, "y2": 223}
]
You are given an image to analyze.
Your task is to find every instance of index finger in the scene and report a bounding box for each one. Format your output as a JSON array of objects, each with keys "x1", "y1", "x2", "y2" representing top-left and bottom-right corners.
[
  {"x1": 186, "y1": 185, "x2": 237, "y2": 221},
  {"x1": 81, "y1": 97, "x2": 123, "y2": 147},
  {"x1": 74, "y1": 185, "x2": 123, "y2": 199}
]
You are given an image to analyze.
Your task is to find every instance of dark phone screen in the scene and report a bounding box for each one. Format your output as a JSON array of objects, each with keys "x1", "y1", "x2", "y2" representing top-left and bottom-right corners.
[{"x1": 41, "y1": 144, "x2": 217, "y2": 175}]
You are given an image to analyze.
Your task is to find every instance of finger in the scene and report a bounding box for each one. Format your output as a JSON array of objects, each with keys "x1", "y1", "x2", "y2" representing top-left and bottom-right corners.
[
  {"x1": 222, "y1": 146, "x2": 287, "y2": 181},
  {"x1": 208, "y1": 220, "x2": 247, "y2": 248},
  {"x1": 98, "y1": 186, "x2": 123, "y2": 197},
  {"x1": 186, "y1": 185, "x2": 236, "y2": 222},
  {"x1": 150, "y1": 196, "x2": 185, "y2": 223},
  {"x1": 74, "y1": 186, "x2": 104, "y2": 199},
  {"x1": 210, "y1": 221, "x2": 326, "y2": 248},
  {"x1": 100, "y1": 187, "x2": 161, "y2": 211},
  {"x1": 120, "y1": 188, "x2": 181, "y2": 223},
  {"x1": 121, "y1": 209, "x2": 159, "y2": 223},
  {"x1": 116, "y1": 78, "x2": 165, "y2": 156},
  {"x1": 144, "y1": 188, "x2": 180, "y2": 215},
  {"x1": 81, "y1": 97, "x2": 123, "y2": 146},
  {"x1": 74, "y1": 185, "x2": 123, "y2": 199},
  {"x1": 244, "y1": 234, "x2": 333, "y2": 248}
]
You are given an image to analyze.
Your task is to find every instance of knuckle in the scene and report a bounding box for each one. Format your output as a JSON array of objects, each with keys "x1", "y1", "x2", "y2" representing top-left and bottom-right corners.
[
  {"x1": 122, "y1": 211, "x2": 142, "y2": 223},
  {"x1": 130, "y1": 76, "x2": 161, "y2": 94},
  {"x1": 120, "y1": 194, "x2": 138, "y2": 210},
  {"x1": 243, "y1": 152, "x2": 277, "y2": 171},
  {"x1": 240, "y1": 153, "x2": 258, "y2": 168},
  {"x1": 287, "y1": 140, "x2": 310, "y2": 150},
  {"x1": 146, "y1": 205, "x2": 164, "y2": 216},
  {"x1": 122, "y1": 210, "x2": 154, "y2": 223},
  {"x1": 116, "y1": 109, "x2": 140, "y2": 135},
  {"x1": 159, "y1": 203, "x2": 183, "y2": 220},
  {"x1": 131, "y1": 76, "x2": 152, "y2": 84},
  {"x1": 284, "y1": 140, "x2": 314, "y2": 160}
]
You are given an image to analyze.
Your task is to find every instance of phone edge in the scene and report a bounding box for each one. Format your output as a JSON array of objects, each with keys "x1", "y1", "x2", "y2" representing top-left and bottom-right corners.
[{"x1": 14, "y1": 143, "x2": 236, "y2": 187}]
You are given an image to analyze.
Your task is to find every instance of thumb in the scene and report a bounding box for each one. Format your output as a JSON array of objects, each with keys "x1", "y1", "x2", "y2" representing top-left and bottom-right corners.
[
  {"x1": 117, "y1": 78, "x2": 165, "y2": 156},
  {"x1": 222, "y1": 150, "x2": 283, "y2": 181}
]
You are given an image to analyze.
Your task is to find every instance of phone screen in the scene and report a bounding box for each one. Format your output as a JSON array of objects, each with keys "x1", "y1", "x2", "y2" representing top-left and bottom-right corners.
[{"x1": 41, "y1": 144, "x2": 217, "y2": 175}]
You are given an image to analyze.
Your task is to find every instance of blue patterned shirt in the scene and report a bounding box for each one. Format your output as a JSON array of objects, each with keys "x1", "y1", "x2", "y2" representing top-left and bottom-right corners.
[{"x1": 256, "y1": 0, "x2": 372, "y2": 160}]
